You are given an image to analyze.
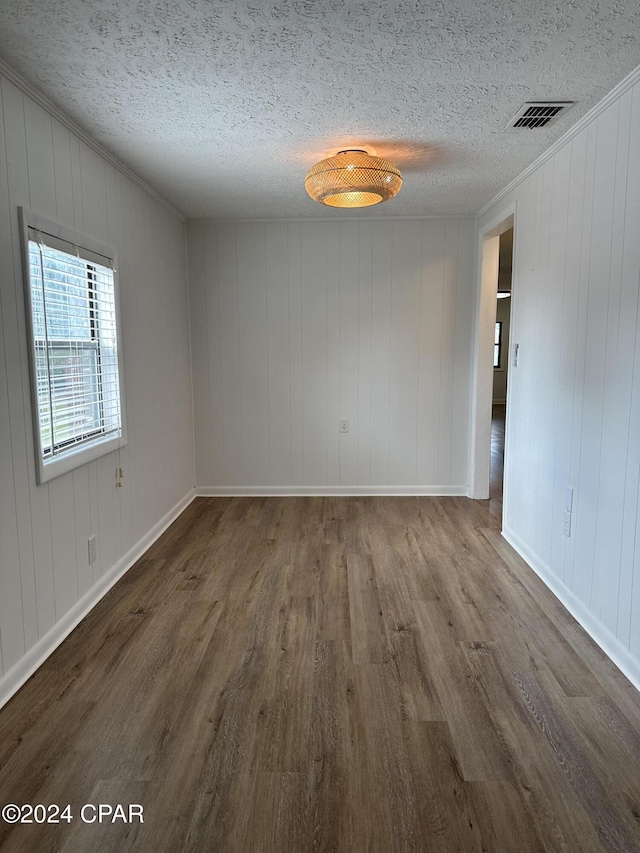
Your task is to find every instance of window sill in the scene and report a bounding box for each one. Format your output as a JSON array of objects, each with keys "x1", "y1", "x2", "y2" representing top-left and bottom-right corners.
[{"x1": 36, "y1": 434, "x2": 127, "y2": 484}]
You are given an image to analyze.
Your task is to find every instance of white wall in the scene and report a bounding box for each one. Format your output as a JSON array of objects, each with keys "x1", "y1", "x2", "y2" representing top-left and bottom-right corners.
[
  {"x1": 0, "y1": 70, "x2": 194, "y2": 703},
  {"x1": 189, "y1": 219, "x2": 475, "y2": 493},
  {"x1": 480, "y1": 69, "x2": 640, "y2": 683}
]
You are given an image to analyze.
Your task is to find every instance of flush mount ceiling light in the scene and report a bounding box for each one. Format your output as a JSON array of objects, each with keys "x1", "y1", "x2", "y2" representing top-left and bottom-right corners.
[{"x1": 305, "y1": 149, "x2": 402, "y2": 208}]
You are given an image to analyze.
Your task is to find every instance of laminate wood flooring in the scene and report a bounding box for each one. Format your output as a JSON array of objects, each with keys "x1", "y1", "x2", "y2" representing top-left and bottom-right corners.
[
  {"x1": 1, "y1": 495, "x2": 640, "y2": 852},
  {"x1": 490, "y1": 403, "x2": 505, "y2": 521}
]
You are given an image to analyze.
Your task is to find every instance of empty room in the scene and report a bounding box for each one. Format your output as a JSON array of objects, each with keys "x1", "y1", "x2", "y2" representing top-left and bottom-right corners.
[{"x1": 0, "y1": 1, "x2": 640, "y2": 850}]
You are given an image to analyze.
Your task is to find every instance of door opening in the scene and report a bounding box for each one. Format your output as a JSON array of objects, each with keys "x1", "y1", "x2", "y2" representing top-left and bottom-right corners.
[
  {"x1": 469, "y1": 207, "x2": 515, "y2": 519},
  {"x1": 489, "y1": 227, "x2": 513, "y2": 521}
]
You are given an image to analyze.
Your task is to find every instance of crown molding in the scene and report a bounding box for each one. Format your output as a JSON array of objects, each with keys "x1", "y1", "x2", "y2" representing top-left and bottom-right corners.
[
  {"x1": 187, "y1": 213, "x2": 477, "y2": 225},
  {"x1": 0, "y1": 57, "x2": 186, "y2": 223},
  {"x1": 477, "y1": 62, "x2": 640, "y2": 220}
]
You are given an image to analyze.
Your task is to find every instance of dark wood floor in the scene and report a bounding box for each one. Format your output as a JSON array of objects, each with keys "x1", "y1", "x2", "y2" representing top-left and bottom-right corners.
[{"x1": 1, "y1": 491, "x2": 640, "y2": 851}]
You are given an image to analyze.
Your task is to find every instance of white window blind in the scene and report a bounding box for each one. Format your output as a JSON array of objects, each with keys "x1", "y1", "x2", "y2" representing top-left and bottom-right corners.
[{"x1": 20, "y1": 208, "x2": 126, "y2": 483}]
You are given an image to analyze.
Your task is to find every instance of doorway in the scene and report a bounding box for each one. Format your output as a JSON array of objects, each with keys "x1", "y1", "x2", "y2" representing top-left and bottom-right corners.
[
  {"x1": 489, "y1": 227, "x2": 513, "y2": 519},
  {"x1": 469, "y1": 207, "x2": 515, "y2": 527}
]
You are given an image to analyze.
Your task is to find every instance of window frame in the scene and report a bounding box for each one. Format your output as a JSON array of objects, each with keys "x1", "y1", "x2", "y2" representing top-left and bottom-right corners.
[{"x1": 19, "y1": 207, "x2": 127, "y2": 484}]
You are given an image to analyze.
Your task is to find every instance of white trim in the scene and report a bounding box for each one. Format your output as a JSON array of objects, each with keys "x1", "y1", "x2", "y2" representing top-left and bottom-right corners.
[
  {"x1": 0, "y1": 489, "x2": 196, "y2": 711},
  {"x1": 469, "y1": 206, "x2": 515, "y2": 499},
  {"x1": 18, "y1": 207, "x2": 128, "y2": 484},
  {"x1": 187, "y1": 214, "x2": 478, "y2": 224},
  {"x1": 502, "y1": 524, "x2": 640, "y2": 693},
  {"x1": 197, "y1": 485, "x2": 468, "y2": 497},
  {"x1": 0, "y1": 58, "x2": 185, "y2": 223},
  {"x1": 477, "y1": 62, "x2": 640, "y2": 219}
]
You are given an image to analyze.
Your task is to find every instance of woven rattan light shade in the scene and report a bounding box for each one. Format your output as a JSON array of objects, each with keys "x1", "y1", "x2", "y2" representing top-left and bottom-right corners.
[{"x1": 305, "y1": 150, "x2": 402, "y2": 208}]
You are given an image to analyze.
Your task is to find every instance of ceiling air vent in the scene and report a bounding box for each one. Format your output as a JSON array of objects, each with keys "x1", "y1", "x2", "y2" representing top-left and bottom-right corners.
[{"x1": 507, "y1": 101, "x2": 574, "y2": 129}]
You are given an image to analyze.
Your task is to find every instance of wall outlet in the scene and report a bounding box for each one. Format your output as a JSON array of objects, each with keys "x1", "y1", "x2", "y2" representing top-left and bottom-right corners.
[
  {"x1": 512, "y1": 342, "x2": 520, "y2": 367},
  {"x1": 339, "y1": 418, "x2": 350, "y2": 433},
  {"x1": 563, "y1": 510, "x2": 572, "y2": 538},
  {"x1": 88, "y1": 535, "x2": 97, "y2": 565}
]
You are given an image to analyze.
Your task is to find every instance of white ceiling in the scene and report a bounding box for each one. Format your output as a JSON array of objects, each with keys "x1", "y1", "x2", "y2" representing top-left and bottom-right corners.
[{"x1": 0, "y1": 0, "x2": 638, "y2": 219}]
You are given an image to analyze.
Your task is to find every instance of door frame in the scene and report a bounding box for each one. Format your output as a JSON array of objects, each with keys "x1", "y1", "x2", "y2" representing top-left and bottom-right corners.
[{"x1": 469, "y1": 204, "x2": 516, "y2": 500}]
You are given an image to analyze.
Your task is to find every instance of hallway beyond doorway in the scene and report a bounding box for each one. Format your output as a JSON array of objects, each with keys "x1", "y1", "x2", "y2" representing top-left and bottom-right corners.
[{"x1": 490, "y1": 402, "x2": 505, "y2": 522}]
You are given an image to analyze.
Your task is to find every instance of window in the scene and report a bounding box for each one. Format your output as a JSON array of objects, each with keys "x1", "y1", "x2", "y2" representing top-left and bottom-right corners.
[
  {"x1": 494, "y1": 321, "x2": 503, "y2": 368},
  {"x1": 19, "y1": 208, "x2": 126, "y2": 484}
]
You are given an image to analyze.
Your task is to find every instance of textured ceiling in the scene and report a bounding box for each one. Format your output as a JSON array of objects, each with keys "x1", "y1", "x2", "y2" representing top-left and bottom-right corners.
[{"x1": 0, "y1": 0, "x2": 638, "y2": 219}]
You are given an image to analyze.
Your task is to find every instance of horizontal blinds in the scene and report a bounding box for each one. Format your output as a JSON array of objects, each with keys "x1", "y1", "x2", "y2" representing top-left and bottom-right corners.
[
  {"x1": 28, "y1": 233, "x2": 122, "y2": 460},
  {"x1": 28, "y1": 225, "x2": 115, "y2": 269}
]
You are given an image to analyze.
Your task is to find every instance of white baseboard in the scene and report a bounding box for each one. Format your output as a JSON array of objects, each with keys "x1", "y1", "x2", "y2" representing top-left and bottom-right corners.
[
  {"x1": 0, "y1": 488, "x2": 196, "y2": 711},
  {"x1": 502, "y1": 524, "x2": 640, "y2": 693},
  {"x1": 196, "y1": 485, "x2": 468, "y2": 497}
]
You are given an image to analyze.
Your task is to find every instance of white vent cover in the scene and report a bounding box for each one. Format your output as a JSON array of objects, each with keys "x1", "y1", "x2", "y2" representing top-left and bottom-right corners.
[{"x1": 507, "y1": 101, "x2": 574, "y2": 129}]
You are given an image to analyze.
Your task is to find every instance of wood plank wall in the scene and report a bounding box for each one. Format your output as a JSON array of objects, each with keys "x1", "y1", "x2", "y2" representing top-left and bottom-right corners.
[
  {"x1": 480, "y1": 74, "x2": 640, "y2": 672},
  {"x1": 0, "y1": 72, "x2": 194, "y2": 686},
  {"x1": 188, "y1": 219, "x2": 475, "y2": 492}
]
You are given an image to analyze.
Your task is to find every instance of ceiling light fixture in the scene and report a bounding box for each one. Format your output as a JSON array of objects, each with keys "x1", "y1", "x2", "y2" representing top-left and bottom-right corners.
[{"x1": 305, "y1": 149, "x2": 402, "y2": 208}]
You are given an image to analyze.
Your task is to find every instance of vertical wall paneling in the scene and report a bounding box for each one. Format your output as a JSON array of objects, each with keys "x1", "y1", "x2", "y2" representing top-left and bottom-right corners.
[
  {"x1": 191, "y1": 218, "x2": 475, "y2": 492},
  {"x1": 237, "y1": 224, "x2": 270, "y2": 486},
  {"x1": 51, "y1": 121, "x2": 74, "y2": 228},
  {"x1": 564, "y1": 128, "x2": 593, "y2": 594},
  {"x1": 107, "y1": 166, "x2": 130, "y2": 558},
  {"x1": 481, "y1": 70, "x2": 640, "y2": 685},
  {"x1": 301, "y1": 223, "x2": 329, "y2": 486},
  {"x1": 287, "y1": 222, "x2": 304, "y2": 486},
  {"x1": 451, "y1": 219, "x2": 474, "y2": 486},
  {"x1": 591, "y1": 95, "x2": 631, "y2": 631},
  {"x1": 619, "y1": 81, "x2": 640, "y2": 654},
  {"x1": 326, "y1": 222, "x2": 340, "y2": 487},
  {"x1": 2, "y1": 76, "x2": 56, "y2": 644},
  {"x1": 533, "y1": 158, "x2": 558, "y2": 569},
  {"x1": 520, "y1": 167, "x2": 543, "y2": 547},
  {"x1": 188, "y1": 223, "x2": 211, "y2": 486},
  {"x1": 133, "y1": 187, "x2": 155, "y2": 534},
  {"x1": 388, "y1": 221, "x2": 422, "y2": 486},
  {"x1": 218, "y1": 223, "x2": 243, "y2": 485},
  {"x1": 369, "y1": 222, "x2": 393, "y2": 486},
  {"x1": 547, "y1": 142, "x2": 574, "y2": 586},
  {"x1": 0, "y1": 68, "x2": 193, "y2": 708},
  {"x1": 116, "y1": 174, "x2": 140, "y2": 556},
  {"x1": 628, "y1": 291, "x2": 640, "y2": 660},
  {"x1": 0, "y1": 79, "x2": 21, "y2": 674},
  {"x1": 573, "y1": 113, "x2": 618, "y2": 610},
  {"x1": 265, "y1": 223, "x2": 292, "y2": 486},
  {"x1": 416, "y1": 220, "x2": 445, "y2": 485},
  {"x1": 204, "y1": 224, "x2": 225, "y2": 486},
  {"x1": 436, "y1": 220, "x2": 459, "y2": 486},
  {"x1": 357, "y1": 223, "x2": 373, "y2": 486},
  {"x1": 143, "y1": 196, "x2": 162, "y2": 528},
  {"x1": 338, "y1": 222, "x2": 359, "y2": 486}
]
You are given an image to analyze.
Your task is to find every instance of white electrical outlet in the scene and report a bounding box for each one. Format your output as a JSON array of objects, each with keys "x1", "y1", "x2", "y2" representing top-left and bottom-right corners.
[
  {"x1": 88, "y1": 535, "x2": 97, "y2": 565},
  {"x1": 512, "y1": 342, "x2": 520, "y2": 367},
  {"x1": 563, "y1": 510, "x2": 572, "y2": 538},
  {"x1": 339, "y1": 418, "x2": 350, "y2": 433}
]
